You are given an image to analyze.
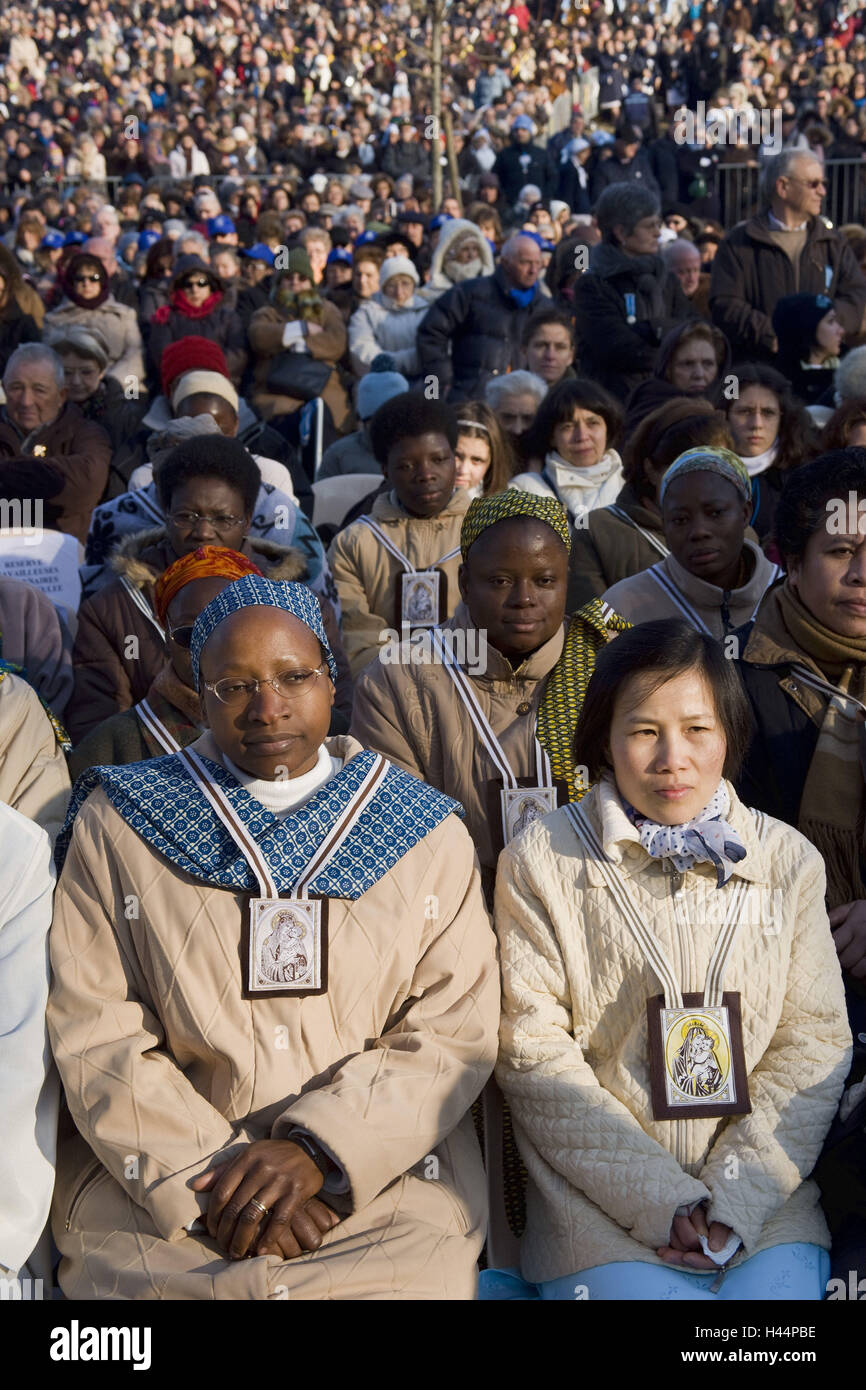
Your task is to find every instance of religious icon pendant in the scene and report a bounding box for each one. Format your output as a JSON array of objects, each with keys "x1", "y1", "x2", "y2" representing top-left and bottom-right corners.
[
  {"x1": 243, "y1": 896, "x2": 329, "y2": 999},
  {"x1": 647, "y1": 991, "x2": 751, "y2": 1121}
]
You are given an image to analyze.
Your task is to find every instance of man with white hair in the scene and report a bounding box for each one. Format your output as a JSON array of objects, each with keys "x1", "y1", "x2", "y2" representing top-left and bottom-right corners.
[
  {"x1": 662, "y1": 238, "x2": 709, "y2": 317},
  {"x1": 710, "y1": 148, "x2": 866, "y2": 363},
  {"x1": 485, "y1": 370, "x2": 547, "y2": 443},
  {"x1": 418, "y1": 234, "x2": 547, "y2": 400},
  {"x1": 0, "y1": 344, "x2": 111, "y2": 543}
]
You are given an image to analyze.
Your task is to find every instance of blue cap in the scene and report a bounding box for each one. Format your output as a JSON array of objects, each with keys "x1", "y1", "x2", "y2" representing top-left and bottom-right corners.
[
  {"x1": 239, "y1": 242, "x2": 275, "y2": 267},
  {"x1": 326, "y1": 247, "x2": 353, "y2": 265},
  {"x1": 40, "y1": 230, "x2": 64, "y2": 249},
  {"x1": 429, "y1": 213, "x2": 453, "y2": 232},
  {"x1": 354, "y1": 229, "x2": 379, "y2": 246},
  {"x1": 512, "y1": 114, "x2": 534, "y2": 132},
  {"x1": 138, "y1": 228, "x2": 161, "y2": 252},
  {"x1": 207, "y1": 214, "x2": 235, "y2": 236},
  {"x1": 63, "y1": 230, "x2": 88, "y2": 246},
  {"x1": 122, "y1": 172, "x2": 145, "y2": 186}
]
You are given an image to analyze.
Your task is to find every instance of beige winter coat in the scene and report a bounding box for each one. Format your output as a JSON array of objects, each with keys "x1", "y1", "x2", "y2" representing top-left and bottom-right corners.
[
  {"x1": 248, "y1": 300, "x2": 352, "y2": 432},
  {"x1": 48, "y1": 733, "x2": 500, "y2": 1300},
  {"x1": 44, "y1": 296, "x2": 146, "y2": 388},
  {"x1": 495, "y1": 777, "x2": 851, "y2": 1284},
  {"x1": 351, "y1": 604, "x2": 566, "y2": 897},
  {"x1": 0, "y1": 672, "x2": 70, "y2": 844},
  {"x1": 328, "y1": 488, "x2": 471, "y2": 679},
  {"x1": 603, "y1": 539, "x2": 781, "y2": 639}
]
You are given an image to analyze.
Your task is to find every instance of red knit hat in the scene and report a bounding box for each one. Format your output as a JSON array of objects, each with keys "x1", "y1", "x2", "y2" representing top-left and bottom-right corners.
[{"x1": 159, "y1": 336, "x2": 230, "y2": 399}]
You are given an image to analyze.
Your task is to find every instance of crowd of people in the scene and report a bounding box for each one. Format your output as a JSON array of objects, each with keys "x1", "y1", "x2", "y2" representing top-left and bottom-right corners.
[{"x1": 1, "y1": 0, "x2": 866, "y2": 1306}]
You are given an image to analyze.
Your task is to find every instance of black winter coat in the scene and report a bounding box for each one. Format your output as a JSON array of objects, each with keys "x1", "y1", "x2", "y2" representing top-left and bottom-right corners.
[
  {"x1": 493, "y1": 139, "x2": 552, "y2": 207},
  {"x1": 416, "y1": 265, "x2": 544, "y2": 401},
  {"x1": 589, "y1": 149, "x2": 661, "y2": 203},
  {"x1": 710, "y1": 212, "x2": 866, "y2": 364},
  {"x1": 573, "y1": 242, "x2": 698, "y2": 400},
  {"x1": 146, "y1": 299, "x2": 246, "y2": 384},
  {"x1": 0, "y1": 300, "x2": 40, "y2": 375}
]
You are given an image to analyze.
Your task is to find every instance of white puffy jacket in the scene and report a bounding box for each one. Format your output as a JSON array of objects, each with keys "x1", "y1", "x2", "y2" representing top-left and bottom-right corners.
[
  {"x1": 495, "y1": 776, "x2": 851, "y2": 1284},
  {"x1": 348, "y1": 291, "x2": 429, "y2": 381}
]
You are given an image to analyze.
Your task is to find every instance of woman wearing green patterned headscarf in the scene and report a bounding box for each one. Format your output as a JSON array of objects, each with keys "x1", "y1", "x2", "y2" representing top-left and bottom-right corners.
[{"x1": 351, "y1": 488, "x2": 628, "y2": 906}]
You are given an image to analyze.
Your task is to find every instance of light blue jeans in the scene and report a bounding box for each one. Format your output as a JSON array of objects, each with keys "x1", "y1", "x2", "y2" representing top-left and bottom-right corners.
[{"x1": 478, "y1": 1245, "x2": 830, "y2": 1301}]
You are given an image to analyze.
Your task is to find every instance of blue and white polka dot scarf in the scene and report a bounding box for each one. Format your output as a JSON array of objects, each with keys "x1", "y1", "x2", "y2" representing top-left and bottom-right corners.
[{"x1": 623, "y1": 781, "x2": 747, "y2": 889}]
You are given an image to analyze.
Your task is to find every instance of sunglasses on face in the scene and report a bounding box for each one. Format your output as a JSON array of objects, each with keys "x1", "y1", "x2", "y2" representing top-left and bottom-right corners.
[
  {"x1": 74, "y1": 273, "x2": 101, "y2": 284},
  {"x1": 167, "y1": 623, "x2": 194, "y2": 648},
  {"x1": 181, "y1": 276, "x2": 211, "y2": 290}
]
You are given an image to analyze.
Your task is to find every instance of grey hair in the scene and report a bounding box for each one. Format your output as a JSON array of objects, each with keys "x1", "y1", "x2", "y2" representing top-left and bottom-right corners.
[
  {"x1": 834, "y1": 345, "x2": 866, "y2": 402},
  {"x1": 485, "y1": 370, "x2": 548, "y2": 409},
  {"x1": 3, "y1": 343, "x2": 65, "y2": 388},
  {"x1": 172, "y1": 231, "x2": 209, "y2": 262},
  {"x1": 760, "y1": 147, "x2": 820, "y2": 205},
  {"x1": 44, "y1": 323, "x2": 110, "y2": 370},
  {"x1": 209, "y1": 244, "x2": 239, "y2": 268},
  {"x1": 594, "y1": 183, "x2": 660, "y2": 241},
  {"x1": 662, "y1": 238, "x2": 701, "y2": 267}
]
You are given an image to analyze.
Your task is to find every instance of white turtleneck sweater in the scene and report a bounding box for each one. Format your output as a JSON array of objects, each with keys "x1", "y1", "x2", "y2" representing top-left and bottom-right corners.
[{"x1": 224, "y1": 744, "x2": 342, "y2": 817}]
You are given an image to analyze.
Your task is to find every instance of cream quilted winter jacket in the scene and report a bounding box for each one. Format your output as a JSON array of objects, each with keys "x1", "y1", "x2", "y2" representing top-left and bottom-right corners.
[{"x1": 494, "y1": 777, "x2": 851, "y2": 1284}]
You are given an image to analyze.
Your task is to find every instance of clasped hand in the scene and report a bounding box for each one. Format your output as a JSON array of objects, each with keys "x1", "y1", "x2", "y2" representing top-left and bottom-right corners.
[
  {"x1": 657, "y1": 1206, "x2": 735, "y2": 1271},
  {"x1": 191, "y1": 1138, "x2": 341, "y2": 1261}
]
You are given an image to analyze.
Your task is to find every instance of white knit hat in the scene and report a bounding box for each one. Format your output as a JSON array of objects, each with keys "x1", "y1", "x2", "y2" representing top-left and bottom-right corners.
[
  {"x1": 171, "y1": 370, "x2": 239, "y2": 414},
  {"x1": 379, "y1": 255, "x2": 420, "y2": 288}
]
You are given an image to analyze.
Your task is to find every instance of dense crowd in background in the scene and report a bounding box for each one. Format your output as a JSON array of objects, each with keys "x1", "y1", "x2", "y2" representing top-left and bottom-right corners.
[{"x1": 0, "y1": 0, "x2": 865, "y2": 1309}]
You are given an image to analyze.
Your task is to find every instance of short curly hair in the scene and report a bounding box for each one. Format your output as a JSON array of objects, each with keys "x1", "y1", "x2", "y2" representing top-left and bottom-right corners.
[
  {"x1": 155, "y1": 436, "x2": 261, "y2": 516},
  {"x1": 368, "y1": 392, "x2": 458, "y2": 468}
]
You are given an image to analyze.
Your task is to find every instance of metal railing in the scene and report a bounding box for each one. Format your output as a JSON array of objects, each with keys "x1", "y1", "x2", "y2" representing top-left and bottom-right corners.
[
  {"x1": 15, "y1": 158, "x2": 866, "y2": 230},
  {"x1": 714, "y1": 158, "x2": 866, "y2": 228}
]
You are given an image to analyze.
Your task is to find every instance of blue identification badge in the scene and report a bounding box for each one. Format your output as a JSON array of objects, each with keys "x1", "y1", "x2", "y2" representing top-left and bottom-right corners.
[{"x1": 624, "y1": 292, "x2": 636, "y2": 324}]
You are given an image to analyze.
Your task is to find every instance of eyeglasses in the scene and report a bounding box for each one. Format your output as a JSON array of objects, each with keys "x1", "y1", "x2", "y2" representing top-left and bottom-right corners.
[
  {"x1": 181, "y1": 276, "x2": 211, "y2": 289},
  {"x1": 204, "y1": 666, "x2": 327, "y2": 706},
  {"x1": 73, "y1": 273, "x2": 101, "y2": 284},
  {"x1": 169, "y1": 510, "x2": 246, "y2": 531},
  {"x1": 167, "y1": 623, "x2": 194, "y2": 648},
  {"x1": 786, "y1": 177, "x2": 826, "y2": 190}
]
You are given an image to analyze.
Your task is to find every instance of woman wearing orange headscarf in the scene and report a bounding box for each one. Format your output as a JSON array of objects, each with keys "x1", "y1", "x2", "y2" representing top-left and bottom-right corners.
[{"x1": 68, "y1": 547, "x2": 265, "y2": 777}]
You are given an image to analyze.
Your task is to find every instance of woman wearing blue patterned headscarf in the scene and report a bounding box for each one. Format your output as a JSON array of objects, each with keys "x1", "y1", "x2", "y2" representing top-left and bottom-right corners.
[{"x1": 48, "y1": 575, "x2": 499, "y2": 1301}]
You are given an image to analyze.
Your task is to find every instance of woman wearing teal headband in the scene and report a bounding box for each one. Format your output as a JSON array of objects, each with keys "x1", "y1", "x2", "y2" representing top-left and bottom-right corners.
[
  {"x1": 48, "y1": 576, "x2": 498, "y2": 1300},
  {"x1": 603, "y1": 447, "x2": 783, "y2": 639}
]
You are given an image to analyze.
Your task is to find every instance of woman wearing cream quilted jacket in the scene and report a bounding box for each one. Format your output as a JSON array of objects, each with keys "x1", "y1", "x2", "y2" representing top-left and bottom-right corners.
[{"x1": 494, "y1": 618, "x2": 851, "y2": 1300}]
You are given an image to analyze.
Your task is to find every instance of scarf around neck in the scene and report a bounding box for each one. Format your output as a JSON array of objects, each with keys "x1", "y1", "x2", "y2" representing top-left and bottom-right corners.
[
  {"x1": 623, "y1": 779, "x2": 747, "y2": 888},
  {"x1": 171, "y1": 287, "x2": 223, "y2": 319},
  {"x1": 761, "y1": 581, "x2": 866, "y2": 906},
  {"x1": 57, "y1": 746, "x2": 463, "y2": 898},
  {"x1": 537, "y1": 598, "x2": 630, "y2": 802},
  {"x1": 742, "y1": 439, "x2": 778, "y2": 478}
]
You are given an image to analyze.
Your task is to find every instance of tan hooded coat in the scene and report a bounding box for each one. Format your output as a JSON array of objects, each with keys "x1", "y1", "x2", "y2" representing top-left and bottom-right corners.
[
  {"x1": 48, "y1": 733, "x2": 500, "y2": 1300},
  {"x1": 328, "y1": 488, "x2": 471, "y2": 678},
  {"x1": 0, "y1": 672, "x2": 70, "y2": 843}
]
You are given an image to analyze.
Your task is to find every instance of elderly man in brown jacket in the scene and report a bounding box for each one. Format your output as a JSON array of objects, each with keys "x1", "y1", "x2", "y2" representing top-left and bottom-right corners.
[{"x1": 0, "y1": 344, "x2": 111, "y2": 544}]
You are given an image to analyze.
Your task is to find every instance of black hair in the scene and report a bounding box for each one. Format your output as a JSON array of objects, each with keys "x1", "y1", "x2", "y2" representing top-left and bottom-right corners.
[
  {"x1": 368, "y1": 391, "x2": 458, "y2": 468},
  {"x1": 155, "y1": 436, "x2": 260, "y2": 516},
  {"x1": 773, "y1": 446, "x2": 866, "y2": 561},
  {"x1": 573, "y1": 619, "x2": 753, "y2": 783},
  {"x1": 520, "y1": 303, "x2": 576, "y2": 349},
  {"x1": 519, "y1": 375, "x2": 623, "y2": 464}
]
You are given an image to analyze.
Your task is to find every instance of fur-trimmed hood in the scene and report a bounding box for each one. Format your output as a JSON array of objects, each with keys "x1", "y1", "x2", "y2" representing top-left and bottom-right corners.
[{"x1": 109, "y1": 527, "x2": 310, "y2": 591}]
